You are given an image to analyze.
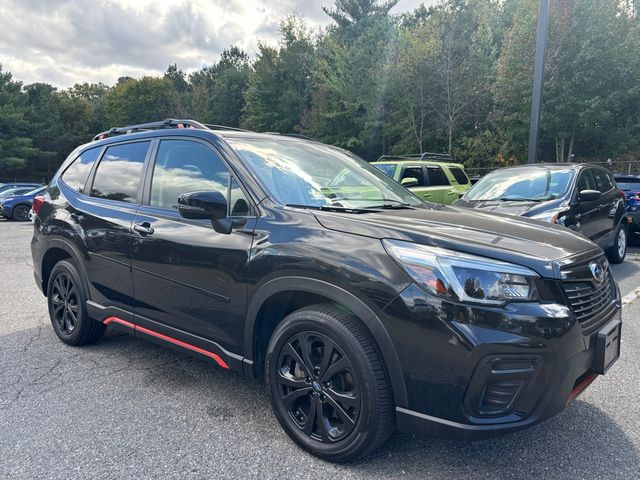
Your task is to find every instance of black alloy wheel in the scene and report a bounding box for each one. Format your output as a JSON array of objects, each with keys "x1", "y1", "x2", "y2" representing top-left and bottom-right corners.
[
  {"x1": 12, "y1": 205, "x2": 31, "y2": 221},
  {"x1": 266, "y1": 304, "x2": 394, "y2": 463},
  {"x1": 47, "y1": 260, "x2": 106, "y2": 345},
  {"x1": 276, "y1": 331, "x2": 360, "y2": 443},
  {"x1": 51, "y1": 271, "x2": 79, "y2": 336}
]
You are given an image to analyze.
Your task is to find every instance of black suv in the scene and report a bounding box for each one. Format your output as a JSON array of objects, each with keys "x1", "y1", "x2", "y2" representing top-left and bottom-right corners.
[
  {"x1": 456, "y1": 164, "x2": 628, "y2": 263},
  {"x1": 31, "y1": 120, "x2": 622, "y2": 462}
]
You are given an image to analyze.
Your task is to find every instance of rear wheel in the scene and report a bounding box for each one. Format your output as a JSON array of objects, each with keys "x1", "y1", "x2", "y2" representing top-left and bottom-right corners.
[
  {"x1": 47, "y1": 260, "x2": 106, "y2": 345},
  {"x1": 11, "y1": 204, "x2": 30, "y2": 221},
  {"x1": 265, "y1": 304, "x2": 394, "y2": 463},
  {"x1": 606, "y1": 222, "x2": 627, "y2": 264}
]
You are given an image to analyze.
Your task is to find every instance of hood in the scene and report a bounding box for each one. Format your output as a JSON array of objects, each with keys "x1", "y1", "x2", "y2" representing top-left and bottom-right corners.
[
  {"x1": 454, "y1": 198, "x2": 566, "y2": 217},
  {"x1": 312, "y1": 204, "x2": 600, "y2": 278}
]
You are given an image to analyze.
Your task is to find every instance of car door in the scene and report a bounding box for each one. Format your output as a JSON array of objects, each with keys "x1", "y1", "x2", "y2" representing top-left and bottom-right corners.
[
  {"x1": 130, "y1": 137, "x2": 256, "y2": 353},
  {"x1": 424, "y1": 165, "x2": 453, "y2": 204},
  {"x1": 400, "y1": 165, "x2": 432, "y2": 201},
  {"x1": 574, "y1": 168, "x2": 602, "y2": 239},
  {"x1": 592, "y1": 168, "x2": 621, "y2": 239},
  {"x1": 79, "y1": 140, "x2": 151, "y2": 314}
]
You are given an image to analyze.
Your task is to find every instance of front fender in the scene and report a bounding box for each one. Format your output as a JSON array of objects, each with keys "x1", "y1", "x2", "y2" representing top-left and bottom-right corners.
[{"x1": 243, "y1": 275, "x2": 409, "y2": 407}]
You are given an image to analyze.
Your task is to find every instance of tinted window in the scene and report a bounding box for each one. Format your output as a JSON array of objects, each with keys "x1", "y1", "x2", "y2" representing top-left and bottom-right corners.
[
  {"x1": 150, "y1": 140, "x2": 229, "y2": 210},
  {"x1": 577, "y1": 169, "x2": 597, "y2": 192},
  {"x1": 91, "y1": 142, "x2": 149, "y2": 203},
  {"x1": 401, "y1": 167, "x2": 426, "y2": 186},
  {"x1": 426, "y1": 166, "x2": 450, "y2": 186},
  {"x1": 592, "y1": 169, "x2": 614, "y2": 193},
  {"x1": 372, "y1": 164, "x2": 397, "y2": 178},
  {"x1": 229, "y1": 178, "x2": 250, "y2": 216},
  {"x1": 61, "y1": 147, "x2": 102, "y2": 193},
  {"x1": 449, "y1": 167, "x2": 469, "y2": 185}
]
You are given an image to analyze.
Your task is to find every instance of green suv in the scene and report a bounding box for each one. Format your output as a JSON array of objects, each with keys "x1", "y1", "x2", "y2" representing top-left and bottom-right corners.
[{"x1": 371, "y1": 154, "x2": 471, "y2": 204}]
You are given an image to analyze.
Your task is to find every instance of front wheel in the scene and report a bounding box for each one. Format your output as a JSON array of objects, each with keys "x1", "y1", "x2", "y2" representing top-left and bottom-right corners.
[
  {"x1": 265, "y1": 304, "x2": 394, "y2": 463},
  {"x1": 606, "y1": 222, "x2": 627, "y2": 264}
]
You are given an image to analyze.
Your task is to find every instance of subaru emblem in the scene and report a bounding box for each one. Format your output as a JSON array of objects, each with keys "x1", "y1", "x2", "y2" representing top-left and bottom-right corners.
[{"x1": 589, "y1": 261, "x2": 604, "y2": 283}]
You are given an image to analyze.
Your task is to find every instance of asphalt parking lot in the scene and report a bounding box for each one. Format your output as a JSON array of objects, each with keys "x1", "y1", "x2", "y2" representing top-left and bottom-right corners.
[{"x1": 1, "y1": 220, "x2": 639, "y2": 480}]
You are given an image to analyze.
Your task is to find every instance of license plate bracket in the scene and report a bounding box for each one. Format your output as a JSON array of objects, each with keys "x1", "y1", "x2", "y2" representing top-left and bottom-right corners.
[{"x1": 593, "y1": 319, "x2": 621, "y2": 374}]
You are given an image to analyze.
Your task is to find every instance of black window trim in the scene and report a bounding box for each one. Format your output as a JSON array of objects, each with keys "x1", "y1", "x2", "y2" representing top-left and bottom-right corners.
[
  {"x1": 85, "y1": 138, "x2": 154, "y2": 206},
  {"x1": 140, "y1": 135, "x2": 257, "y2": 219}
]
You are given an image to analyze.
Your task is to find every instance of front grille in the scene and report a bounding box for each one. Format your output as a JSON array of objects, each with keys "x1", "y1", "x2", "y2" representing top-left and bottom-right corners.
[{"x1": 562, "y1": 258, "x2": 616, "y2": 335}]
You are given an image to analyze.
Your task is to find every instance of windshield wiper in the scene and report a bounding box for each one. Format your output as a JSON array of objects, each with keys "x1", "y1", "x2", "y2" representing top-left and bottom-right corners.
[
  {"x1": 285, "y1": 203, "x2": 376, "y2": 213},
  {"x1": 498, "y1": 197, "x2": 545, "y2": 202},
  {"x1": 362, "y1": 198, "x2": 416, "y2": 210}
]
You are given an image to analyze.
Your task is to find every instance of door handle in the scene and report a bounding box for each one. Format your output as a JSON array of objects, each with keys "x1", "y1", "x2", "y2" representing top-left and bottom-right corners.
[
  {"x1": 423, "y1": 193, "x2": 432, "y2": 198},
  {"x1": 447, "y1": 191, "x2": 457, "y2": 195},
  {"x1": 133, "y1": 222, "x2": 154, "y2": 235}
]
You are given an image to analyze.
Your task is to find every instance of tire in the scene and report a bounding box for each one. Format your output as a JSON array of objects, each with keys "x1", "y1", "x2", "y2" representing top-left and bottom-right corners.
[
  {"x1": 606, "y1": 222, "x2": 627, "y2": 264},
  {"x1": 47, "y1": 259, "x2": 106, "y2": 345},
  {"x1": 11, "y1": 204, "x2": 31, "y2": 222},
  {"x1": 265, "y1": 303, "x2": 394, "y2": 463}
]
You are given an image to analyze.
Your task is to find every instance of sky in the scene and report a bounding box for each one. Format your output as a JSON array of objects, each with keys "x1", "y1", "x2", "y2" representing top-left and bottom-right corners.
[{"x1": 0, "y1": 0, "x2": 433, "y2": 88}]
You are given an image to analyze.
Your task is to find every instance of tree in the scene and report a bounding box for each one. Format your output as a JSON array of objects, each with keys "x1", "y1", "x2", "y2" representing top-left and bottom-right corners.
[
  {"x1": 189, "y1": 46, "x2": 250, "y2": 127},
  {"x1": 323, "y1": 0, "x2": 399, "y2": 28},
  {"x1": 103, "y1": 76, "x2": 181, "y2": 126},
  {"x1": 243, "y1": 16, "x2": 316, "y2": 133},
  {"x1": 0, "y1": 66, "x2": 43, "y2": 177}
]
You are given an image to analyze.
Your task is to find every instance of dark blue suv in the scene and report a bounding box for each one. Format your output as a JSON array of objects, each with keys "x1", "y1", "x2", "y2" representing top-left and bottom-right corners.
[{"x1": 614, "y1": 175, "x2": 640, "y2": 232}]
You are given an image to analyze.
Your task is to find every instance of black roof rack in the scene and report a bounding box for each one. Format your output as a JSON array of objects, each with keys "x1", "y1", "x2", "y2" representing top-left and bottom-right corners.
[
  {"x1": 203, "y1": 124, "x2": 252, "y2": 132},
  {"x1": 377, "y1": 152, "x2": 453, "y2": 162},
  {"x1": 92, "y1": 118, "x2": 231, "y2": 141}
]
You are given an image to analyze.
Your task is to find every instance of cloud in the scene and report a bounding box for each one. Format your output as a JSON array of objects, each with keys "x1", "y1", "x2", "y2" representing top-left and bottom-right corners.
[{"x1": 0, "y1": 0, "x2": 435, "y2": 88}]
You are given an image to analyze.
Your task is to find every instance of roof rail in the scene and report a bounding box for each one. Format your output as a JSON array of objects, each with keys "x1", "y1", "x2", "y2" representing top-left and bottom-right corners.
[
  {"x1": 263, "y1": 132, "x2": 315, "y2": 141},
  {"x1": 92, "y1": 118, "x2": 211, "y2": 141},
  {"x1": 203, "y1": 124, "x2": 252, "y2": 132},
  {"x1": 376, "y1": 152, "x2": 453, "y2": 162}
]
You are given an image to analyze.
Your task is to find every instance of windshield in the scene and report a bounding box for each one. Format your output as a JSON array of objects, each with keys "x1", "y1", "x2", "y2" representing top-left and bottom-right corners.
[
  {"x1": 372, "y1": 163, "x2": 397, "y2": 178},
  {"x1": 227, "y1": 137, "x2": 423, "y2": 209},
  {"x1": 465, "y1": 168, "x2": 574, "y2": 201}
]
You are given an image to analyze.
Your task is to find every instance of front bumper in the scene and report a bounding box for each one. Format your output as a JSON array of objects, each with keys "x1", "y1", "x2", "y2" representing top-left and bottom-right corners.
[{"x1": 382, "y1": 278, "x2": 621, "y2": 441}]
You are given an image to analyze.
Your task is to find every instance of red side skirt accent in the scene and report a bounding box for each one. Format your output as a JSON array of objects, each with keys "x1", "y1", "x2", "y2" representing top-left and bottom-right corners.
[
  {"x1": 567, "y1": 373, "x2": 598, "y2": 404},
  {"x1": 102, "y1": 316, "x2": 229, "y2": 369}
]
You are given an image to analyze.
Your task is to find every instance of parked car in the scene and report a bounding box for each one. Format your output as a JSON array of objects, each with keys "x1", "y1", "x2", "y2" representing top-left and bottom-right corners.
[
  {"x1": 32, "y1": 120, "x2": 622, "y2": 462},
  {"x1": 456, "y1": 164, "x2": 628, "y2": 263},
  {"x1": 371, "y1": 155, "x2": 471, "y2": 204},
  {"x1": 0, "y1": 186, "x2": 47, "y2": 221},
  {"x1": 0, "y1": 182, "x2": 41, "y2": 196},
  {"x1": 614, "y1": 174, "x2": 640, "y2": 232}
]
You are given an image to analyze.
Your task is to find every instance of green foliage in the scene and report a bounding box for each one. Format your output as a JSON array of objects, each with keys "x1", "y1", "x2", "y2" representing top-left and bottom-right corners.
[
  {"x1": 2, "y1": 0, "x2": 640, "y2": 181},
  {"x1": 243, "y1": 16, "x2": 316, "y2": 132}
]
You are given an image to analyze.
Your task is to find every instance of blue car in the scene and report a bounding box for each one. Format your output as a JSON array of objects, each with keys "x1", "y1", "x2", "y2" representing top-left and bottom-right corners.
[
  {"x1": 0, "y1": 186, "x2": 47, "y2": 221},
  {"x1": 614, "y1": 175, "x2": 640, "y2": 232}
]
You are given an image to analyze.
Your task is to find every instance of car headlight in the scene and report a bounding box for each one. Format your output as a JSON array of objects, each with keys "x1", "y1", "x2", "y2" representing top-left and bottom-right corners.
[
  {"x1": 530, "y1": 209, "x2": 567, "y2": 225},
  {"x1": 383, "y1": 239, "x2": 539, "y2": 305}
]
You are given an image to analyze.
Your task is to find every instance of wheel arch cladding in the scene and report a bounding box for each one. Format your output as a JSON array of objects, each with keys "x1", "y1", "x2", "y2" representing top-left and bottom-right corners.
[
  {"x1": 41, "y1": 239, "x2": 91, "y2": 299},
  {"x1": 244, "y1": 276, "x2": 408, "y2": 407}
]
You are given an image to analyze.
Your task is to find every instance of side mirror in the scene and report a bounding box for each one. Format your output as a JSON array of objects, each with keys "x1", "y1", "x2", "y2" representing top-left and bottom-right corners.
[
  {"x1": 401, "y1": 177, "x2": 419, "y2": 188},
  {"x1": 178, "y1": 191, "x2": 232, "y2": 233},
  {"x1": 579, "y1": 189, "x2": 601, "y2": 202}
]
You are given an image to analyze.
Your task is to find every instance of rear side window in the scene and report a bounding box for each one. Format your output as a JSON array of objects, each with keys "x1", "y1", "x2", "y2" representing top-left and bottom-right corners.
[
  {"x1": 592, "y1": 169, "x2": 614, "y2": 193},
  {"x1": 449, "y1": 167, "x2": 469, "y2": 185},
  {"x1": 91, "y1": 141, "x2": 150, "y2": 203},
  {"x1": 426, "y1": 166, "x2": 450, "y2": 186},
  {"x1": 401, "y1": 167, "x2": 426, "y2": 186},
  {"x1": 60, "y1": 147, "x2": 102, "y2": 193}
]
